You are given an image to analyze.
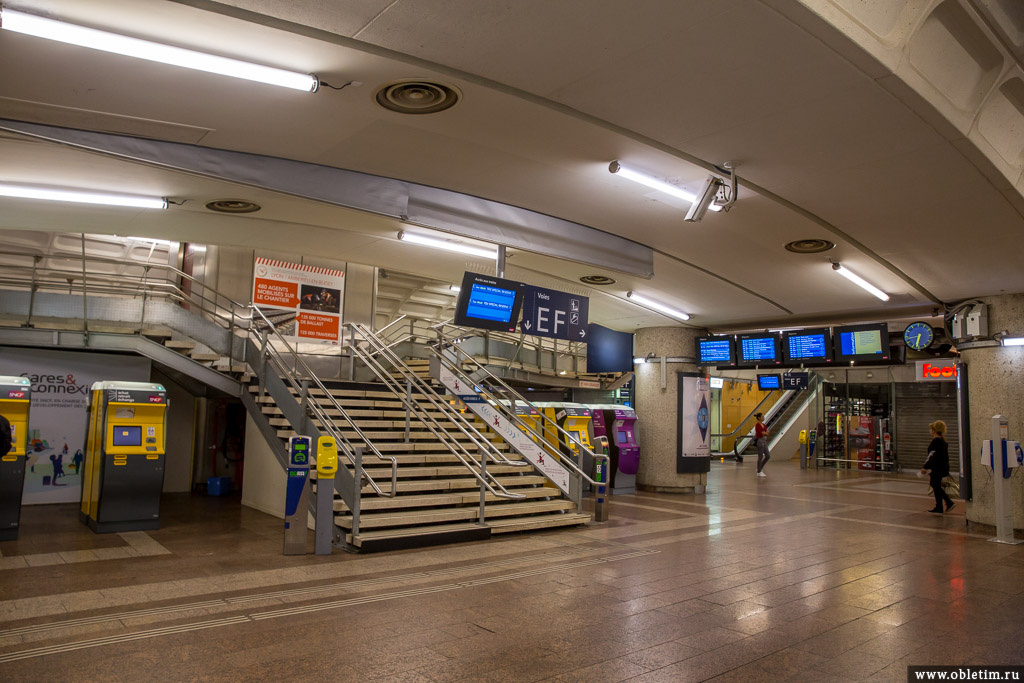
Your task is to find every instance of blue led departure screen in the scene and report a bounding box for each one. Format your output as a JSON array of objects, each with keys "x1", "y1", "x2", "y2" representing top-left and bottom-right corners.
[
  {"x1": 758, "y1": 375, "x2": 781, "y2": 390},
  {"x1": 839, "y1": 330, "x2": 883, "y2": 356},
  {"x1": 465, "y1": 283, "x2": 517, "y2": 323},
  {"x1": 788, "y1": 333, "x2": 827, "y2": 359},
  {"x1": 699, "y1": 339, "x2": 732, "y2": 363},
  {"x1": 741, "y1": 337, "x2": 777, "y2": 362}
]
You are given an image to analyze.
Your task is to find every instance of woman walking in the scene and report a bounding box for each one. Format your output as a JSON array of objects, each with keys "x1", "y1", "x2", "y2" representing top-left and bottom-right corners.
[
  {"x1": 755, "y1": 413, "x2": 770, "y2": 478},
  {"x1": 922, "y1": 420, "x2": 955, "y2": 513}
]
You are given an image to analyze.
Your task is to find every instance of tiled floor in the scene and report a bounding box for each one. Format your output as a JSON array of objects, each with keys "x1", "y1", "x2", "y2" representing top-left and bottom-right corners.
[{"x1": 1, "y1": 459, "x2": 1022, "y2": 682}]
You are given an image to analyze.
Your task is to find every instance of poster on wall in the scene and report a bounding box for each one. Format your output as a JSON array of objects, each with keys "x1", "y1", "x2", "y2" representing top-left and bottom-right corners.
[
  {"x1": 0, "y1": 348, "x2": 151, "y2": 504},
  {"x1": 251, "y1": 257, "x2": 346, "y2": 343},
  {"x1": 677, "y1": 372, "x2": 711, "y2": 474}
]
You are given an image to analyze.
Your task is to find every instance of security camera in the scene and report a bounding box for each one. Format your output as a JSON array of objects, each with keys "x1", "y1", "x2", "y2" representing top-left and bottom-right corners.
[{"x1": 684, "y1": 175, "x2": 722, "y2": 222}]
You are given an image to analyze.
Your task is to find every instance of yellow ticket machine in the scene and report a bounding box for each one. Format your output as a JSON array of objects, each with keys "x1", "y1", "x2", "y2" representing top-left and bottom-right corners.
[
  {"x1": 557, "y1": 403, "x2": 593, "y2": 465},
  {"x1": 81, "y1": 381, "x2": 168, "y2": 533},
  {"x1": 0, "y1": 376, "x2": 32, "y2": 540}
]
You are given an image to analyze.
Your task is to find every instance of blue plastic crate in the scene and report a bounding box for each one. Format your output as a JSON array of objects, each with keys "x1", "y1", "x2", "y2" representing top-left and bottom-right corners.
[{"x1": 207, "y1": 476, "x2": 232, "y2": 496}]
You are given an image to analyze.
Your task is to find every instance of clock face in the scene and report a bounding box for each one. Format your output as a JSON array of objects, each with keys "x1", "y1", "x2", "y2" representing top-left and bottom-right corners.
[{"x1": 903, "y1": 321, "x2": 935, "y2": 351}]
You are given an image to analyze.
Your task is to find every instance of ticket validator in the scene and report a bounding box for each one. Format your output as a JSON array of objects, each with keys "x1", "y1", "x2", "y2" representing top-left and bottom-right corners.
[
  {"x1": 81, "y1": 381, "x2": 168, "y2": 533},
  {"x1": 0, "y1": 376, "x2": 32, "y2": 540}
]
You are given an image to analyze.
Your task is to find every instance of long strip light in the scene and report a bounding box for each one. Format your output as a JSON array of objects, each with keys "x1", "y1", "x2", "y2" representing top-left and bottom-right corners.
[
  {"x1": 0, "y1": 8, "x2": 318, "y2": 92},
  {"x1": 1000, "y1": 337, "x2": 1024, "y2": 347},
  {"x1": 398, "y1": 231, "x2": 498, "y2": 260},
  {"x1": 831, "y1": 262, "x2": 889, "y2": 301},
  {"x1": 0, "y1": 183, "x2": 167, "y2": 209},
  {"x1": 626, "y1": 291, "x2": 691, "y2": 321},
  {"x1": 609, "y1": 161, "x2": 721, "y2": 211}
]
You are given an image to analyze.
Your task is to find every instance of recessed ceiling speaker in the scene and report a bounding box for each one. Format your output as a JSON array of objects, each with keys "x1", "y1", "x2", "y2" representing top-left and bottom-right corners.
[
  {"x1": 784, "y1": 238, "x2": 835, "y2": 254},
  {"x1": 205, "y1": 199, "x2": 261, "y2": 214},
  {"x1": 375, "y1": 80, "x2": 461, "y2": 114},
  {"x1": 580, "y1": 275, "x2": 616, "y2": 286}
]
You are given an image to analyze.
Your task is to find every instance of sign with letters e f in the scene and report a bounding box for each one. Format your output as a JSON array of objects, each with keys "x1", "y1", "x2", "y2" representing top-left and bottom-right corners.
[{"x1": 520, "y1": 285, "x2": 590, "y2": 342}]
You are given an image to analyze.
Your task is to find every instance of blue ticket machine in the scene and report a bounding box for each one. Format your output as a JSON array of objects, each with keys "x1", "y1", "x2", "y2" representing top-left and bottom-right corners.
[
  {"x1": 608, "y1": 407, "x2": 639, "y2": 494},
  {"x1": 284, "y1": 436, "x2": 310, "y2": 555}
]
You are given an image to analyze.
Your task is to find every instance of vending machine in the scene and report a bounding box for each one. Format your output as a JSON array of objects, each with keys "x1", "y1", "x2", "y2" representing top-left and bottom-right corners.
[
  {"x1": 607, "y1": 406, "x2": 640, "y2": 494},
  {"x1": 0, "y1": 376, "x2": 32, "y2": 540},
  {"x1": 81, "y1": 381, "x2": 168, "y2": 533}
]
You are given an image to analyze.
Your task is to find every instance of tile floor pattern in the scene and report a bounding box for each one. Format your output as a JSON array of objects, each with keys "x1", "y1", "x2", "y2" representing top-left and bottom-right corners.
[{"x1": 1, "y1": 461, "x2": 1022, "y2": 682}]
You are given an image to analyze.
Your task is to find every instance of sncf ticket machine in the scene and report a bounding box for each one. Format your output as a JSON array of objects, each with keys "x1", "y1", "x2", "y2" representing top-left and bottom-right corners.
[
  {"x1": 81, "y1": 381, "x2": 168, "y2": 533},
  {"x1": 0, "y1": 376, "x2": 31, "y2": 540},
  {"x1": 607, "y1": 406, "x2": 640, "y2": 494}
]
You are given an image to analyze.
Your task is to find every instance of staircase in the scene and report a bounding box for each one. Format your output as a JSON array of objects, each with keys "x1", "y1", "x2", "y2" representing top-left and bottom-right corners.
[{"x1": 247, "y1": 378, "x2": 588, "y2": 551}]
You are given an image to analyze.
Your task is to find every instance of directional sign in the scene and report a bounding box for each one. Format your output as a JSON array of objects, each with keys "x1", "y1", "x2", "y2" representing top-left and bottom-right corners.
[
  {"x1": 782, "y1": 372, "x2": 809, "y2": 390},
  {"x1": 520, "y1": 286, "x2": 589, "y2": 342}
]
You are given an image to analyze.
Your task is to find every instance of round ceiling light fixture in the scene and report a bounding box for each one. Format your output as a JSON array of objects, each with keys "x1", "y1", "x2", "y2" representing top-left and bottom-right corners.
[
  {"x1": 375, "y1": 80, "x2": 461, "y2": 114},
  {"x1": 785, "y1": 238, "x2": 835, "y2": 254},
  {"x1": 580, "y1": 275, "x2": 616, "y2": 286},
  {"x1": 205, "y1": 199, "x2": 261, "y2": 214}
]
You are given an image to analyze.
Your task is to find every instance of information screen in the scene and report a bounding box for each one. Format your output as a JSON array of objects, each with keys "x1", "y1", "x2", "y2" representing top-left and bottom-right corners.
[
  {"x1": 737, "y1": 334, "x2": 781, "y2": 365},
  {"x1": 453, "y1": 272, "x2": 526, "y2": 332},
  {"x1": 112, "y1": 426, "x2": 142, "y2": 447},
  {"x1": 833, "y1": 323, "x2": 890, "y2": 362},
  {"x1": 616, "y1": 431, "x2": 628, "y2": 444},
  {"x1": 696, "y1": 336, "x2": 735, "y2": 366},
  {"x1": 757, "y1": 374, "x2": 781, "y2": 390},
  {"x1": 466, "y1": 283, "x2": 517, "y2": 323},
  {"x1": 785, "y1": 331, "x2": 831, "y2": 361}
]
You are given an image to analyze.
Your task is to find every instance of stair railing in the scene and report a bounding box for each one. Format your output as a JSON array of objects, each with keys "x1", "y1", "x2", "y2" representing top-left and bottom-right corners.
[
  {"x1": 250, "y1": 306, "x2": 398, "y2": 500},
  {"x1": 344, "y1": 322, "x2": 526, "y2": 501},
  {"x1": 429, "y1": 323, "x2": 610, "y2": 496}
]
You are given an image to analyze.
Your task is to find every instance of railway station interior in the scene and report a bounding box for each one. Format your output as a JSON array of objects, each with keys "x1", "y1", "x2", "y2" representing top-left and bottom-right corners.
[{"x1": 1, "y1": 1, "x2": 1024, "y2": 681}]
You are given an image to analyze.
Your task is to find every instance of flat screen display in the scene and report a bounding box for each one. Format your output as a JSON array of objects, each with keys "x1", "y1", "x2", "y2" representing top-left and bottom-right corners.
[
  {"x1": 453, "y1": 272, "x2": 526, "y2": 332},
  {"x1": 783, "y1": 328, "x2": 833, "y2": 364},
  {"x1": 696, "y1": 336, "x2": 735, "y2": 366},
  {"x1": 112, "y1": 426, "x2": 142, "y2": 447},
  {"x1": 586, "y1": 323, "x2": 634, "y2": 373},
  {"x1": 616, "y1": 431, "x2": 629, "y2": 444},
  {"x1": 757, "y1": 374, "x2": 781, "y2": 390},
  {"x1": 737, "y1": 333, "x2": 781, "y2": 366},
  {"x1": 833, "y1": 323, "x2": 891, "y2": 363}
]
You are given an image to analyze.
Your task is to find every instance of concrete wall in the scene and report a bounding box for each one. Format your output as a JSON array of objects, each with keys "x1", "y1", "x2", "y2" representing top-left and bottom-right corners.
[
  {"x1": 152, "y1": 369, "x2": 196, "y2": 493},
  {"x1": 241, "y1": 412, "x2": 286, "y2": 519},
  {"x1": 961, "y1": 294, "x2": 1024, "y2": 531}
]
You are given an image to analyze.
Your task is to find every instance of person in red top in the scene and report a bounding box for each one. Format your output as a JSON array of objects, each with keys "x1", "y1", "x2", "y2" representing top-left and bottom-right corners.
[{"x1": 754, "y1": 413, "x2": 770, "y2": 477}]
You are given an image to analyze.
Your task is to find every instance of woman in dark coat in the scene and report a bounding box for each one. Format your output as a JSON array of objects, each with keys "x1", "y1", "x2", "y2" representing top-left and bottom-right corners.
[{"x1": 921, "y1": 420, "x2": 954, "y2": 513}]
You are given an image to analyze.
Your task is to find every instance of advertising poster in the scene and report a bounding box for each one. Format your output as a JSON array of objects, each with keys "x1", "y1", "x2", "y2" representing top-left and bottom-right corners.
[
  {"x1": 0, "y1": 348, "x2": 150, "y2": 504},
  {"x1": 677, "y1": 372, "x2": 711, "y2": 474},
  {"x1": 252, "y1": 257, "x2": 345, "y2": 343}
]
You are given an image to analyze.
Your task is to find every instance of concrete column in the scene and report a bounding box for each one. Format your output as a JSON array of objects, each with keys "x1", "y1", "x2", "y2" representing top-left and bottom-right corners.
[
  {"x1": 634, "y1": 326, "x2": 705, "y2": 493},
  {"x1": 960, "y1": 294, "x2": 1024, "y2": 534}
]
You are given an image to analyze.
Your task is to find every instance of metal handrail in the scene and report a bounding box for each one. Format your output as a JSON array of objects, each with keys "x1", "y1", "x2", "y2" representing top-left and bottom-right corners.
[
  {"x1": 431, "y1": 325, "x2": 609, "y2": 488},
  {"x1": 250, "y1": 306, "x2": 398, "y2": 498},
  {"x1": 346, "y1": 322, "x2": 525, "y2": 500}
]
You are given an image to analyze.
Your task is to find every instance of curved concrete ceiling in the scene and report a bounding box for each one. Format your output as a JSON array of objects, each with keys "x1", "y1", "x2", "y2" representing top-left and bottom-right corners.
[{"x1": 0, "y1": 0, "x2": 1021, "y2": 332}]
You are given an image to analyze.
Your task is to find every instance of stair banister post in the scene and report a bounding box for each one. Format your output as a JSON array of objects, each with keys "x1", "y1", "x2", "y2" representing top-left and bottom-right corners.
[
  {"x1": 352, "y1": 446, "x2": 362, "y2": 537},
  {"x1": 405, "y1": 378, "x2": 412, "y2": 443},
  {"x1": 258, "y1": 332, "x2": 269, "y2": 399},
  {"x1": 479, "y1": 446, "x2": 487, "y2": 526}
]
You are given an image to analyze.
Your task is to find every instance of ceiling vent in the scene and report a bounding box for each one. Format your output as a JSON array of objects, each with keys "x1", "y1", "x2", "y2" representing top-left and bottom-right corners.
[
  {"x1": 375, "y1": 80, "x2": 460, "y2": 114},
  {"x1": 784, "y1": 238, "x2": 835, "y2": 254},
  {"x1": 205, "y1": 199, "x2": 261, "y2": 214},
  {"x1": 580, "y1": 275, "x2": 616, "y2": 286}
]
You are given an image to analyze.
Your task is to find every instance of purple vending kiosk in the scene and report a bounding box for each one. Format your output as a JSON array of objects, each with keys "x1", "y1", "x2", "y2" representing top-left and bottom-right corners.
[{"x1": 608, "y1": 406, "x2": 639, "y2": 494}]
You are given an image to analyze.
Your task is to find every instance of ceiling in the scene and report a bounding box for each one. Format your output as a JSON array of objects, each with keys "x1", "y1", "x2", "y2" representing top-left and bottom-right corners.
[{"x1": 0, "y1": 0, "x2": 1021, "y2": 332}]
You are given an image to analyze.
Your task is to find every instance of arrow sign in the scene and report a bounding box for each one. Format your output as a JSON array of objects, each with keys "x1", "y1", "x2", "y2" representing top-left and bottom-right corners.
[{"x1": 520, "y1": 285, "x2": 590, "y2": 342}]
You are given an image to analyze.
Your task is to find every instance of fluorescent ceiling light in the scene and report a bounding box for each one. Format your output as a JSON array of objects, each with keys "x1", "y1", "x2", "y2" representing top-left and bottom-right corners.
[
  {"x1": 831, "y1": 262, "x2": 889, "y2": 302},
  {"x1": 0, "y1": 8, "x2": 318, "y2": 92},
  {"x1": 0, "y1": 183, "x2": 167, "y2": 209},
  {"x1": 626, "y1": 291, "x2": 691, "y2": 321},
  {"x1": 1001, "y1": 337, "x2": 1024, "y2": 347},
  {"x1": 398, "y1": 231, "x2": 498, "y2": 260},
  {"x1": 449, "y1": 285, "x2": 461, "y2": 293},
  {"x1": 632, "y1": 357, "x2": 646, "y2": 364},
  {"x1": 609, "y1": 161, "x2": 721, "y2": 212}
]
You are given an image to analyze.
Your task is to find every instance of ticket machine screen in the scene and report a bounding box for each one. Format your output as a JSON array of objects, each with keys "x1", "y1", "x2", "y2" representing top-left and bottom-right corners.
[
  {"x1": 616, "y1": 431, "x2": 628, "y2": 444},
  {"x1": 112, "y1": 426, "x2": 142, "y2": 447}
]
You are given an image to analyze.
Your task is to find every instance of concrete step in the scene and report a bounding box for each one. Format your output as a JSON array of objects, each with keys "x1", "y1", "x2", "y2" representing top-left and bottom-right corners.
[
  {"x1": 335, "y1": 499, "x2": 579, "y2": 529},
  {"x1": 358, "y1": 475, "x2": 547, "y2": 495},
  {"x1": 334, "y1": 486, "x2": 555, "y2": 512}
]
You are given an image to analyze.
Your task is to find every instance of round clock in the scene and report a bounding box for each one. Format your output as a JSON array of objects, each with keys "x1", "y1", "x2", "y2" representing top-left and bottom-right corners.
[{"x1": 903, "y1": 321, "x2": 935, "y2": 351}]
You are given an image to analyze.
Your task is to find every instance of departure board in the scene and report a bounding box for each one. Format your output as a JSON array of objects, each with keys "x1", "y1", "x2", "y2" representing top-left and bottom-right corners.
[
  {"x1": 839, "y1": 330, "x2": 883, "y2": 356},
  {"x1": 465, "y1": 283, "x2": 517, "y2": 323},
  {"x1": 741, "y1": 337, "x2": 777, "y2": 362},
  {"x1": 697, "y1": 338, "x2": 733, "y2": 364},
  {"x1": 786, "y1": 332, "x2": 829, "y2": 360}
]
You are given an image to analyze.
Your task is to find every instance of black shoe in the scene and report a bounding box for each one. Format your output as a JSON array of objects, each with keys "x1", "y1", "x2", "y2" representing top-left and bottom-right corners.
[
  {"x1": 945, "y1": 501, "x2": 956, "y2": 512},
  {"x1": 927, "y1": 508, "x2": 943, "y2": 514}
]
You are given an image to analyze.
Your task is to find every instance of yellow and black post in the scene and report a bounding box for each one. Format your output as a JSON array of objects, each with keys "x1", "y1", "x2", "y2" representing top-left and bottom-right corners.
[{"x1": 0, "y1": 376, "x2": 32, "y2": 540}]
